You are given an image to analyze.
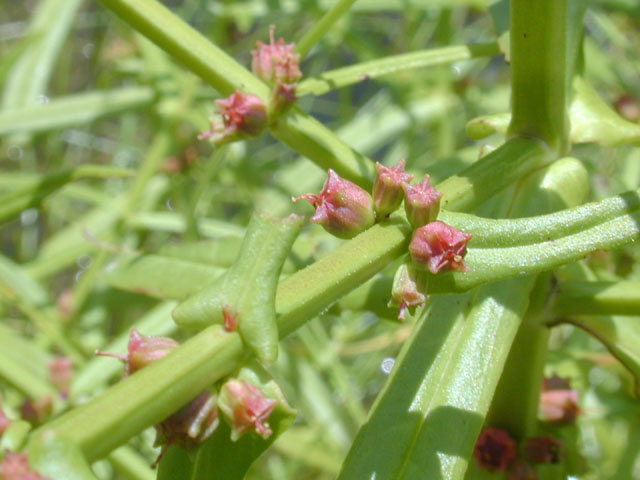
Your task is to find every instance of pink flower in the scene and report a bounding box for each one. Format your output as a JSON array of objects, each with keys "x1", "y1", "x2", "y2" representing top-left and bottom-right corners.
[
  {"x1": 539, "y1": 389, "x2": 579, "y2": 423},
  {"x1": 474, "y1": 427, "x2": 517, "y2": 472},
  {"x1": 372, "y1": 160, "x2": 414, "y2": 217},
  {"x1": 96, "y1": 329, "x2": 178, "y2": 376},
  {"x1": 218, "y1": 378, "x2": 277, "y2": 441},
  {"x1": 252, "y1": 26, "x2": 302, "y2": 86},
  {"x1": 292, "y1": 169, "x2": 375, "y2": 239},
  {"x1": 409, "y1": 221, "x2": 473, "y2": 274},
  {"x1": 402, "y1": 174, "x2": 442, "y2": 228},
  {"x1": 199, "y1": 91, "x2": 268, "y2": 143},
  {"x1": 48, "y1": 356, "x2": 73, "y2": 398}
]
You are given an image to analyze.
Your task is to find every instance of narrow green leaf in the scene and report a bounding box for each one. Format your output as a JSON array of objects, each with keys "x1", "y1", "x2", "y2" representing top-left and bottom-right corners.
[
  {"x1": 297, "y1": 43, "x2": 499, "y2": 96},
  {"x1": 296, "y1": 0, "x2": 359, "y2": 58},
  {"x1": 0, "y1": 88, "x2": 155, "y2": 136}
]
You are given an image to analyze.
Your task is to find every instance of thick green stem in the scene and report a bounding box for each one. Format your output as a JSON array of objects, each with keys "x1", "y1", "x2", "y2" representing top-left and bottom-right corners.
[{"x1": 508, "y1": 0, "x2": 569, "y2": 152}]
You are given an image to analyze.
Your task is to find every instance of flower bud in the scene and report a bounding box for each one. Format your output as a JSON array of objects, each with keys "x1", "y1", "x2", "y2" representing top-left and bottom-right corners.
[
  {"x1": 252, "y1": 26, "x2": 302, "y2": 86},
  {"x1": 389, "y1": 262, "x2": 426, "y2": 321},
  {"x1": 409, "y1": 221, "x2": 473, "y2": 274},
  {"x1": 48, "y1": 356, "x2": 73, "y2": 398},
  {"x1": 539, "y1": 376, "x2": 579, "y2": 423},
  {"x1": 199, "y1": 91, "x2": 268, "y2": 144},
  {"x1": 372, "y1": 160, "x2": 414, "y2": 217},
  {"x1": 218, "y1": 378, "x2": 277, "y2": 441},
  {"x1": 0, "y1": 452, "x2": 50, "y2": 480},
  {"x1": 96, "y1": 328, "x2": 178, "y2": 376},
  {"x1": 292, "y1": 169, "x2": 375, "y2": 239},
  {"x1": 154, "y1": 391, "x2": 219, "y2": 451},
  {"x1": 402, "y1": 175, "x2": 442, "y2": 228},
  {"x1": 474, "y1": 427, "x2": 517, "y2": 472},
  {"x1": 524, "y1": 435, "x2": 562, "y2": 464},
  {"x1": 20, "y1": 396, "x2": 52, "y2": 425}
]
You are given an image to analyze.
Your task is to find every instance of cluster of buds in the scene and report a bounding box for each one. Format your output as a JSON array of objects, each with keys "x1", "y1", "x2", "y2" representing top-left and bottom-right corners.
[
  {"x1": 252, "y1": 26, "x2": 302, "y2": 112},
  {"x1": 97, "y1": 330, "x2": 219, "y2": 459},
  {"x1": 539, "y1": 375, "x2": 580, "y2": 423},
  {"x1": 199, "y1": 91, "x2": 268, "y2": 145},
  {"x1": 0, "y1": 452, "x2": 50, "y2": 480},
  {"x1": 293, "y1": 169, "x2": 375, "y2": 239}
]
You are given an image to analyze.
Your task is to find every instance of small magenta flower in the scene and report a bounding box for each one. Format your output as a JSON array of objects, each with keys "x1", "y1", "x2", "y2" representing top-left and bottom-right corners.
[
  {"x1": 0, "y1": 452, "x2": 51, "y2": 480},
  {"x1": 48, "y1": 356, "x2": 73, "y2": 398},
  {"x1": 389, "y1": 263, "x2": 426, "y2": 321},
  {"x1": 409, "y1": 221, "x2": 473, "y2": 274},
  {"x1": 252, "y1": 26, "x2": 302, "y2": 86},
  {"x1": 373, "y1": 160, "x2": 414, "y2": 217},
  {"x1": 539, "y1": 379, "x2": 579, "y2": 423},
  {"x1": 292, "y1": 169, "x2": 375, "y2": 239},
  {"x1": 96, "y1": 328, "x2": 179, "y2": 376},
  {"x1": 474, "y1": 427, "x2": 518, "y2": 472},
  {"x1": 218, "y1": 378, "x2": 277, "y2": 441},
  {"x1": 199, "y1": 91, "x2": 268, "y2": 143},
  {"x1": 402, "y1": 174, "x2": 442, "y2": 228}
]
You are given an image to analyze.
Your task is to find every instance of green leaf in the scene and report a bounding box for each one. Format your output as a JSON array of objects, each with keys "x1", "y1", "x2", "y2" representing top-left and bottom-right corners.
[
  {"x1": 554, "y1": 281, "x2": 640, "y2": 316},
  {"x1": 297, "y1": 43, "x2": 499, "y2": 96},
  {"x1": 0, "y1": 88, "x2": 155, "y2": 136},
  {"x1": 560, "y1": 315, "x2": 640, "y2": 396}
]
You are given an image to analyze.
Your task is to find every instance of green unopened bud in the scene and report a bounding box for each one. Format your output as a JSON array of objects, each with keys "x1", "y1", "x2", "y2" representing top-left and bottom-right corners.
[
  {"x1": 373, "y1": 160, "x2": 414, "y2": 217},
  {"x1": 389, "y1": 262, "x2": 427, "y2": 321},
  {"x1": 402, "y1": 175, "x2": 442, "y2": 228},
  {"x1": 293, "y1": 169, "x2": 375, "y2": 239}
]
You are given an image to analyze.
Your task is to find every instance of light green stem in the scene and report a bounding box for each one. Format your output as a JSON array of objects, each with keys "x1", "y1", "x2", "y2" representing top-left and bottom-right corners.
[
  {"x1": 296, "y1": 0, "x2": 359, "y2": 58},
  {"x1": 554, "y1": 280, "x2": 640, "y2": 316}
]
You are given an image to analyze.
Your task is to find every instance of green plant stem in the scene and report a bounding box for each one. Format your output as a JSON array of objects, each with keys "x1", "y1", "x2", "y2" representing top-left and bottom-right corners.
[
  {"x1": 554, "y1": 280, "x2": 640, "y2": 316},
  {"x1": 297, "y1": 43, "x2": 499, "y2": 96},
  {"x1": 29, "y1": 136, "x2": 553, "y2": 461},
  {"x1": 296, "y1": 0, "x2": 359, "y2": 58},
  {"x1": 508, "y1": 0, "x2": 569, "y2": 152}
]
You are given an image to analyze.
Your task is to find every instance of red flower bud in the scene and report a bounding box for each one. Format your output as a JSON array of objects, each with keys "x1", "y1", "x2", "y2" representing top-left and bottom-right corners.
[
  {"x1": 20, "y1": 396, "x2": 52, "y2": 425},
  {"x1": 539, "y1": 387, "x2": 579, "y2": 423},
  {"x1": 96, "y1": 328, "x2": 178, "y2": 376},
  {"x1": 389, "y1": 263, "x2": 426, "y2": 321},
  {"x1": 0, "y1": 452, "x2": 51, "y2": 480},
  {"x1": 373, "y1": 160, "x2": 414, "y2": 217},
  {"x1": 199, "y1": 91, "x2": 268, "y2": 144},
  {"x1": 48, "y1": 356, "x2": 73, "y2": 398},
  {"x1": 292, "y1": 169, "x2": 375, "y2": 239},
  {"x1": 218, "y1": 378, "x2": 277, "y2": 441},
  {"x1": 402, "y1": 174, "x2": 442, "y2": 228},
  {"x1": 409, "y1": 221, "x2": 473, "y2": 274},
  {"x1": 252, "y1": 26, "x2": 302, "y2": 86},
  {"x1": 524, "y1": 435, "x2": 562, "y2": 464},
  {"x1": 474, "y1": 427, "x2": 517, "y2": 472}
]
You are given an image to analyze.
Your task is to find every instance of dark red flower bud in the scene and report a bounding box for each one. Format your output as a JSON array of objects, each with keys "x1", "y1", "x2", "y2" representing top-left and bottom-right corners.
[
  {"x1": 252, "y1": 26, "x2": 302, "y2": 86},
  {"x1": 20, "y1": 396, "x2": 52, "y2": 425},
  {"x1": 524, "y1": 436, "x2": 562, "y2": 464},
  {"x1": 218, "y1": 378, "x2": 277, "y2": 441},
  {"x1": 293, "y1": 169, "x2": 375, "y2": 239},
  {"x1": 402, "y1": 175, "x2": 442, "y2": 228},
  {"x1": 474, "y1": 427, "x2": 518, "y2": 472},
  {"x1": 372, "y1": 160, "x2": 414, "y2": 217},
  {"x1": 539, "y1": 389, "x2": 579, "y2": 423},
  {"x1": 0, "y1": 452, "x2": 51, "y2": 480},
  {"x1": 199, "y1": 91, "x2": 268, "y2": 143},
  {"x1": 409, "y1": 221, "x2": 473, "y2": 274},
  {"x1": 48, "y1": 356, "x2": 73, "y2": 398}
]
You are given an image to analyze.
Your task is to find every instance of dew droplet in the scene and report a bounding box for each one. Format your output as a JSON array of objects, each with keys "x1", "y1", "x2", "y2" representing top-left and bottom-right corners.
[
  {"x1": 20, "y1": 208, "x2": 38, "y2": 226},
  {"x1": 381, "y1": 357, "x2": 395, "y2": 375}
]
